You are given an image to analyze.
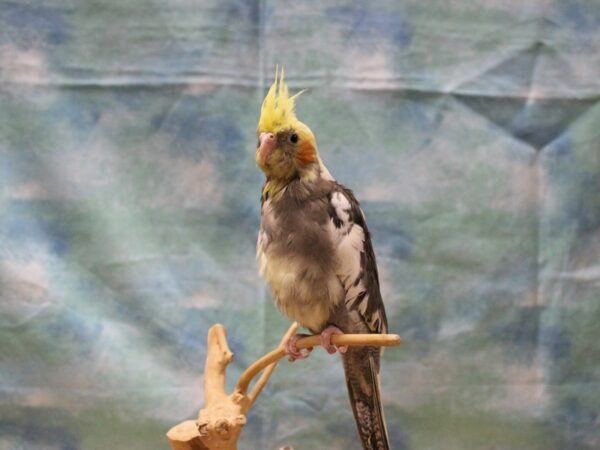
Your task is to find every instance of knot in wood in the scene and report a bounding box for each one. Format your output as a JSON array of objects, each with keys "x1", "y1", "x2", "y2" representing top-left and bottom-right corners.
[
  {"x1": 235, "y1": 414, "x2": 246, "y2": 426},
  {"x1": 197, "y1": 420, "x2": 209, "y2": 437},
  {"x1": 231, "y1": 392, "x2": 245, "y2": 405},
  {"x1": 215, "y1": 419, "x2": 231, "y2": 439}
]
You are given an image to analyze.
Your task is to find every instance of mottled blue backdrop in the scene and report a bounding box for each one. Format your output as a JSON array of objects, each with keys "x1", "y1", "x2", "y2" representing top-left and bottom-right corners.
[{"x1": 1, "y1": 1, "x2": 599, "y2": 449}]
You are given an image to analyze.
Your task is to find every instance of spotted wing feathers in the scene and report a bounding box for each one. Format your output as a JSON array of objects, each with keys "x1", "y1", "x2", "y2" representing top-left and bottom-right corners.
[{"x1": 327, "y1": 186, "x2": 388, "y2": 334}]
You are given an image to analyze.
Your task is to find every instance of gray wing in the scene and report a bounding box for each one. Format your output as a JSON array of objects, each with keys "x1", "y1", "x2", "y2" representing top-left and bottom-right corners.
[
  {"x1": 327, "y1": 184, "x2": 391, "y2": 449},
  {"x1": 327, "y1": 185, "x2": 388, "y2": 334}
]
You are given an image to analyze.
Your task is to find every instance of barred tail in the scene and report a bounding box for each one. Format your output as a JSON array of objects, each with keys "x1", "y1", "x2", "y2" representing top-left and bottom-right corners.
[{"x1": 342, "y1": 346, "x2": 389, "y2": 450}]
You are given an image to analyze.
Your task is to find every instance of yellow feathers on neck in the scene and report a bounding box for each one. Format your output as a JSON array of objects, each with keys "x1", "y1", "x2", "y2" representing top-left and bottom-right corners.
[{"x1": 258, "y1": 67, "x2": 304, "y2": 134}]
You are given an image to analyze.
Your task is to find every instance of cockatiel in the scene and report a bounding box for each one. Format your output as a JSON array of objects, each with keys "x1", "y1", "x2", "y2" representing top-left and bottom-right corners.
[{"x1": 255, "y1": 68, "x2": 389, "y2": 450}]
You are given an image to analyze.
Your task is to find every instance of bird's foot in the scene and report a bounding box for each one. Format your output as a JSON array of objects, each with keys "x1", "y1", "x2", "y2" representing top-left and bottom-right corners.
[
  {"x1": 320, "y1": 325, "x2": 348, "y2": 354},
  {"x1": 285, "y1": 334, "x2": 313, "y2": 362}
]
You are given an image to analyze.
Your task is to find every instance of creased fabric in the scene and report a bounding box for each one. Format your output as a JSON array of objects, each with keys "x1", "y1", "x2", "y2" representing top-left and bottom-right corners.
[{"x1": 1, "y1": 1, "x2": 599, "y2": 449}]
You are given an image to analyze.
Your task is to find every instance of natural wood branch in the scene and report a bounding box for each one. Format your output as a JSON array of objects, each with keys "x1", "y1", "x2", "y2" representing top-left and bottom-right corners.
[
  {"x1": 167, "y1": 420, "x2": 210, "y2": 450},
  {"x1": 167, "y1": 324, "x2": 248, "y2": 450},
  {"x1": 247, "y1": 322, "x2": 299, "y2": 408},
  {"x1": 204, "y1": 325, "x2": 234, "y2": 405},
  {"x1": 235, "y1": 333, "x2": 401, "y2": 395},
  {"x1": 167, "y1": 324, "x2": 401, "y2": 450}
]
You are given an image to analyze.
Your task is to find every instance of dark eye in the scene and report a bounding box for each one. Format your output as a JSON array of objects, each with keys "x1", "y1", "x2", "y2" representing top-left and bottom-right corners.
[{"x1": 289, "y1": 133, "x2": 299, "y2": 144}]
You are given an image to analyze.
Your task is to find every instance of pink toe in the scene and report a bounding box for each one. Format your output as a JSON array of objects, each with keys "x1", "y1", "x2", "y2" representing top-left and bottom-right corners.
[
  {"x1": 285, "y1": 334, "x2": 311, "y2": 362},
  {"x1": 320, "y1": 325, "x2": 345, "y2": 355}
]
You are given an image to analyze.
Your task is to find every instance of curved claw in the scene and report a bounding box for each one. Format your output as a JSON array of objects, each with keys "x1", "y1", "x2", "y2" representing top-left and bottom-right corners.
[
  {"x1": 285, "y1": 333, "x2": 313, "y2": 362},
  {"x1": 321, "y1": 325, "x2": 348, "y2": 354}
]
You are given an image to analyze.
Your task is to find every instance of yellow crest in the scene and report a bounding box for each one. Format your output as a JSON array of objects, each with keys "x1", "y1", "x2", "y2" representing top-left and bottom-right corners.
[{"x1": 258, "y1": 67, "x2": 304, "y2": 133}]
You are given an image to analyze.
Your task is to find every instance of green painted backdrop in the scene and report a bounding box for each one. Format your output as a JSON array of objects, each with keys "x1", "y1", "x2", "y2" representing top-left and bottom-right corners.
[{"x1": 1, "y1": 1, "x2": 599, "y2": 449}]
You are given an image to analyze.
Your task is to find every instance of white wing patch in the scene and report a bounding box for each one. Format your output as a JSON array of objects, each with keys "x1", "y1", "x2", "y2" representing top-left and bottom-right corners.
[
  {"x1": 336, "y1": 224, "x2": 365, "y2": 297},
  {"x1": 331, "y1": 191, "x2": 352, "y2": 231},
  {"x1": 328, "y1": 191, "x2": 368, "y2": 309}
]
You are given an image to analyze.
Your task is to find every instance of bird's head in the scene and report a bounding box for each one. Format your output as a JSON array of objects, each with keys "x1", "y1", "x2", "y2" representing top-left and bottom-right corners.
[{"x1": 256, "y1": 68, "x2": 318, "y2": 182}]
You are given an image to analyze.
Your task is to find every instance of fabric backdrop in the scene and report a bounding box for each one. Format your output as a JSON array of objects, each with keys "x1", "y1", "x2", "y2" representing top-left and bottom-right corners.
[{"x1": 1, "y1": 1, "x2": 599, "y2": 449}]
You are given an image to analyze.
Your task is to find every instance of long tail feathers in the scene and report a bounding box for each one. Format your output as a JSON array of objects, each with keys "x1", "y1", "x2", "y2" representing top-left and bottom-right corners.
[{"x1": 342, "y1": 347, "x2": 390, "y2": 450}]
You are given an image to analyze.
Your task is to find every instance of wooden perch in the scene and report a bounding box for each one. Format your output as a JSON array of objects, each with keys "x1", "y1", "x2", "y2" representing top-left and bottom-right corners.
[{"x1": 167, "y1": 323, "x2": 401, "y2": 450}]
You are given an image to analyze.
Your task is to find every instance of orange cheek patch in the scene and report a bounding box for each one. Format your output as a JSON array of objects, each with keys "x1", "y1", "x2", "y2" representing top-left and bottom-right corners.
[{"x1": 296, "y1": 141, "x2": 317, "y2": 165}]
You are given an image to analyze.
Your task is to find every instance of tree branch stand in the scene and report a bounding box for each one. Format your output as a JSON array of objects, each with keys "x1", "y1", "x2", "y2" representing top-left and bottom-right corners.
[{"x1": 166, "y1": 322, "x2": 401, "y2": 450}]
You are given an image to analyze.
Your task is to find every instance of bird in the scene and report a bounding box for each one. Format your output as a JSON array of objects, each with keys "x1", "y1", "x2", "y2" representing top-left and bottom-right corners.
[{"x1": 255, "y1": 68, "x2": 389, "y2": 450}]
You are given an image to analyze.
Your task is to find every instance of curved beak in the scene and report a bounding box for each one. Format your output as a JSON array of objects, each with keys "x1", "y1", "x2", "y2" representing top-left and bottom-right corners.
[{"x1": 258, "y1": 132, "x2": 277, "y2": 164}]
